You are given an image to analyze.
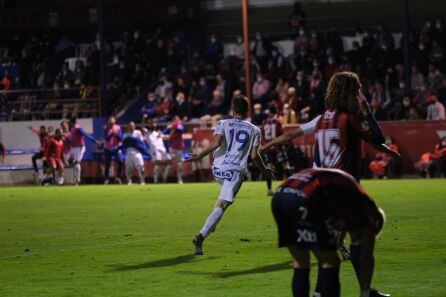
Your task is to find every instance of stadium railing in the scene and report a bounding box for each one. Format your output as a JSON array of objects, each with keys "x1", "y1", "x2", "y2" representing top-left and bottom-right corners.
[{"x1": 0, "y1": 87, "x2": 102, "y2": 121}]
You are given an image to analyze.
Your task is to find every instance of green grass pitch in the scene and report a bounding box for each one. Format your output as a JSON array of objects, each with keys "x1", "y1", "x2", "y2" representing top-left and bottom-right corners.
[{"x1": 1, "y1": 179, "x2": 445, "y2": 297}]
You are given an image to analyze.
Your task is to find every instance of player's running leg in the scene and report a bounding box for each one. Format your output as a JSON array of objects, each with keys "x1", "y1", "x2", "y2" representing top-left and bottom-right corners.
[
  {"x1": 136, "y1": 153, "x2": 145, "y2": 185},
  {"x1": 163, "y1": 163, "x2": 171, "y2": 183},
  {"x1": 193, "y1": 170, "x2": 244, "y2": 255},
  {"x1": 176, "y1": 160, "x2": 183, "y2": 184},
  {"x1": 153, "y1": 163, "x2": 161, "y2": 183},
  {"x1": 126, "y1": 156, "x2": 133, "y2": 185},
  {"x1": 287, "y1": 247, "x2": 311, "y2": 297},
  {"x1": 193, "y1": 199, "x2": 229, "y2": 255}
]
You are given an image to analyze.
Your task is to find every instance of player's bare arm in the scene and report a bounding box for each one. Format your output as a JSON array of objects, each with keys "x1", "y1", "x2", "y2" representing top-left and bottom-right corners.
[
  {"x1": 251, "y1": 145, "x2": 275, "y2": 179},
  {"x1": 373, "y1": 143, "x2": 402, "y2": 160},
  {"x1": 186, "y1": 134, "x2": 223, "y2": 162},
  {"x1": 260, "y1": 114, "x2": 321, "y2": 153},
  {"x1": 259, "y1": 127, "x2": 304, "y2": 153}
]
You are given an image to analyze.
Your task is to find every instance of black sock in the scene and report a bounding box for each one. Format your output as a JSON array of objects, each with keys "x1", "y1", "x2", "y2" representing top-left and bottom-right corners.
[
  {"x1": 292, "y1": 268, "x2": 310, "y2": 297},
  {"x1": 267, "y1": 177, "x2": 272, "y2": 190},
  {"x1": 317, "y1": 267, "x2": 340, "y2": 297},
  {"x1": 350, "y1": 244, "x2": 375, "y2": 281}
]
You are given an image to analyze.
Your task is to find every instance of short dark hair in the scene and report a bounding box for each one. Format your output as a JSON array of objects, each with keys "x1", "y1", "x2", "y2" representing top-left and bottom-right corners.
[
  {"x1": 269, "y1": 105, "x2": 277, "y2": 115},
  {"x1": 69, "y1": 116, "x2": 77, "y2": 124},
  {"x1": 232, "y1": 95, "x2": 250, "y2": 117}
]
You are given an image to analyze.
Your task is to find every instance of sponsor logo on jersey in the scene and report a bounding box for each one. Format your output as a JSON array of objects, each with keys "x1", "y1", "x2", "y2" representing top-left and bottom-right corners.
[
  {"x1": 213, "y1": 168, "x2": 234, "y2": 181},
  {"x1": 296, "y1": 229, "x2": 317, "y2": 243}
]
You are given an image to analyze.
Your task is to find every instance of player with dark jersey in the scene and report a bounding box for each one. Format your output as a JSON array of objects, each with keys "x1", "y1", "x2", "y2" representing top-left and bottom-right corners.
[
  {"x1": 28, "y1": 125, "x2": 50, "y2": 182},
  {"x1": 261, "y1": 105, "x2": 291, "y2": 195},
  {"x1": 272, "y1": 168, "x2": 385, "y2": 297},
  {"x1": 261, "y1": 72, "x2": 394, "y2": 297}
]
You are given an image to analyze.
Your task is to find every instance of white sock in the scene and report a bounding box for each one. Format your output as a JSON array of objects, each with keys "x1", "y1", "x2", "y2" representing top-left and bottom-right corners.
[
  {"x1": 138, "y1": 167, "x2": 145, "y2": 184},
  {"x1": 163, "y1": 165, "x2": 171, "y2": 181},
  {"x1": 74, "y1": 163, "x2": 81, "y2": 182},
  {"x1": 200, "y1": 207, "x2": 224, "y2": 238},
  {"x1": 154, "y1": 165, "x2": 160, "y2": 183},
  {"x1": 177, "y1": 162, "x2": 183, "y2": 182},
  {"x1": 126, "y1": 166, "x2": 132, "y2": 183}
]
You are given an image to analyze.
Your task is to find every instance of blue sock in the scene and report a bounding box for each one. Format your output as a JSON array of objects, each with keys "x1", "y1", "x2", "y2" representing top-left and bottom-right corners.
[{"x1": 292, "y1": 268, "x2": 310, "y2": 297}]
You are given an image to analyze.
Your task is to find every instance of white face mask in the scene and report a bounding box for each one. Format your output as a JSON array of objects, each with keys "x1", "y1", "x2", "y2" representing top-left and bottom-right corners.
[
  {"x1": 254, "y1": 110, "x2": 261, "y2": 115},
  {"x1": 283, "y1": 109, "x2": 289, "y2": 115},
  {"x1": 403, "y1": 100, "x2": 410, "y2": 107}
]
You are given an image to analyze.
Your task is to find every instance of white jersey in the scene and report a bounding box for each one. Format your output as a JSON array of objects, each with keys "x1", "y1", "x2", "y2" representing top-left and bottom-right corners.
[
  {"x1": 123, "y1": 129, "x2": 144, "y2": 155},
  {"x1": 213, "y1": 118, "x2": 261, "y2": 173},
  {"x1": 144, "y1": 129, "x2": 167, "y2": 154}
]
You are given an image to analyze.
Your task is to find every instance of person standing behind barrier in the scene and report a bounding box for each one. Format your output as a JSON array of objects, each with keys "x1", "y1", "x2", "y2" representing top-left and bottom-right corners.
[
  {"x1": 164, "y1": 116, "x2": 185, "y2": 184},
  {"x1": 68, "y1": 117, "x2": 99, "y2": 185},
  {"x1": 28, "y1": 125, "x2": 49, "y2": 182},
  {"x1": 103, "y1": 116, "x2": 123, "y2": 184},
  {"x1": 0, "y1": 141, "x2": 5, "y2": 164}
]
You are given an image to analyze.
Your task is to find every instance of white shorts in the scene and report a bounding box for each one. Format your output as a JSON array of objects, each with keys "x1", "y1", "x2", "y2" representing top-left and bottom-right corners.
[
  {"x1": 213, "y1": 166, "x2": 245, "y2": 203},
  {"x1": 170, "y1": 149, "x2": 184, "y2": 162},
  {"x1": 153, "y1": 149, "x2": 171, "y2": 162},
  {"x1": 71, "y1": 147, "x2": 85, "y2": 163},
  {"x1": 63, "y1": 152, "x2": 71, "y2": 163},
  {"x1": 126, "y1": 153, "x2": 144, "y2": 169}
]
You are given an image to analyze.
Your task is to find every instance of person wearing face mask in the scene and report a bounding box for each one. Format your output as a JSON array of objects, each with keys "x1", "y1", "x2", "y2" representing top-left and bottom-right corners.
[
  {"x1": 141, "y1": 92, "x2": 159, "y2": 119},
  {"x1": 411, "y1": 65, "x2": 425, "y2": 91},
  {"x1": 252, "y1": 73, "x2": 271, "y2": 104},
  {"x1": 427, "y1": 94, "x2": 446, "y2": 120},
  {"x1": 279, "y1": 103, "x2": 297, "y2": 124},
  {"x1": 172, "y1": 92, "x2": 189, "y2": 121},
  {"x1": 204, "y1": 33, "x2": 223, "y2": 67},
  {"x1": 252, "y1": 32, "x2": 273, "y2": 72},
  {"x1": 252, "y1": 103, "x2": 267, "y2": 125}
]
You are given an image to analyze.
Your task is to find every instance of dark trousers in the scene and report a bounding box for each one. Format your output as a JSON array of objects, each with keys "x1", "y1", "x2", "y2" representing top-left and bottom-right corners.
[
  {"x1": 32, "y1": 151, "x2": 44, "y2": 173},
  {"x1": 104, "y1": 149, "x2": 123, "y2": 180}
]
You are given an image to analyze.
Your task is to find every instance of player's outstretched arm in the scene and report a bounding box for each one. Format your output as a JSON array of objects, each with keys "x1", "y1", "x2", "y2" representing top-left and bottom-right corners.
[
  {"x1": 259, "y1": 114, "x2": 321, "y2": 153},
  {"x1": 251, "y1": 146, "x2": 275, "y2": 179},
  {"x1": 186, "y1": 135, "x2": 223, "y2": 162},
  {"x1": 372, "y1": 143, "x2": 402, "y2": 160}
]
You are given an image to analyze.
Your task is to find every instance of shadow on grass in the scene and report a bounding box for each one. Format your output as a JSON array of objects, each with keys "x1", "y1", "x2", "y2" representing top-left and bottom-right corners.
[
  {"x1": 109, "y1": 254, "x2": 217, "y2": 272},
  {"x1": 180, "y1": 261, "x2": 297, "y2": 278}
]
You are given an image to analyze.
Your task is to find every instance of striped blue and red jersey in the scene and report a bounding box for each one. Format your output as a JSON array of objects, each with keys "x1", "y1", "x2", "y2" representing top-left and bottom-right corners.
[
  {"x1": 277, "y1": 168, "x2": 383, "y2": 234},
  {"x1": 313, "y1": 108, "x2": 384, "y2": 180}
]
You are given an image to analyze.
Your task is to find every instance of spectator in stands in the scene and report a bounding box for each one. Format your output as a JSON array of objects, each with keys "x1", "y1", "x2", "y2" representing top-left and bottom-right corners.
[
  {"x1": 252, "y1": 73, "x2": 271, "y2": 104},
  {"x1": 57, "y1": 62, "x2": 73, "y2": 84},
  {"x1": 295, "y1": 28, "x2": 309, "y2": 52},
  {"x1": 200, "y1": 90, "x2": 227, "y2": 127},
  {"x1": 411, "y1": 65, "x2": 425, "y2": 91},
  {"x1": 141, "y1": 92, "x2": 159, "y2": 119},
  {"x1": 280, "y1": 103, "x2": 297, "y2": 124},
  {"x1": 172, "y1": 92, "x2": 189, "y2": 121},
  {"x1": 73, "y1": 60, "x2": 86, "y2": 86},
  {"x1": 252, "y1": 32, "x2": 274, "y2": 72},
  {"x1": 427, "y1": 93, "x2": 446, "y2": 120},
  {"x1": 275, "y1": 77, "x2": 289, "y2": 103},
  {"x1": 155, "y1": 75, "x2": 173, "y2": 100},
  {"x1": 252, "y1": 103, "x2": 267, "y2": 125},
  {"x1": 288, "y1": 2, "x2": 306, "y2": 34},
  {"x1": 203, "y1": 33, "x2": 223, "y2": 67},
  {"x1": 438, "y1": 78, "x2": 446, "y2": 106},
  {"x1": 1, "y1": 71, "x2": 12, "y2": 90},
  {"x1": 370, "y1": 98, "x2": 387, "y2": 121}
]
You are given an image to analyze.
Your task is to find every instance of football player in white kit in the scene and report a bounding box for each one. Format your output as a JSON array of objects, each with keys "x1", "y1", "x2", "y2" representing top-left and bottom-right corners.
[
  {"x1": 186, "y1": 95, "x2": 274, "y2": 255},
  {"x1": 123, "y1": 121, "x2": 146, "y2": 185},
  {"x1": 142, "y1": 116, "x2": 171, "y2": 183}
]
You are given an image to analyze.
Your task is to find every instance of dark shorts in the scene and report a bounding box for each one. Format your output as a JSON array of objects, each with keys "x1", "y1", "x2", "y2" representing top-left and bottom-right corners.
[
  {"x1": 264, "y1": 148, "x2": 288, "y2": 165},
  {"x1": 271, "y1": 191, "x2": 338, "y2": 251}
]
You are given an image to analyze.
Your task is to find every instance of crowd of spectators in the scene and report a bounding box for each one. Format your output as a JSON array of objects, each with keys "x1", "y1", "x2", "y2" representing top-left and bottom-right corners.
[
  {"x1": 137, "y1": 17, "x2": 446, "y2": 126},
  {"x1": 1, "y1": 8, "x2": 446, "y2": 123}
]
